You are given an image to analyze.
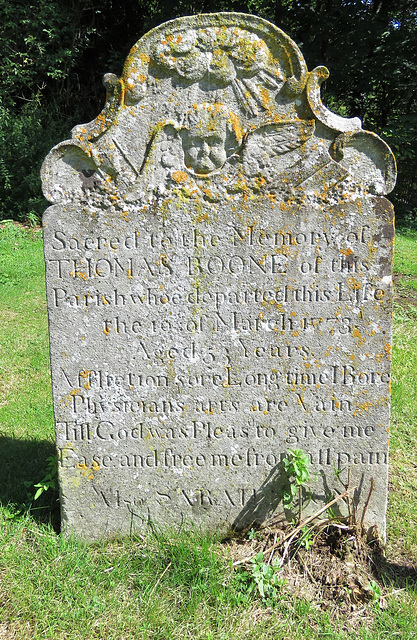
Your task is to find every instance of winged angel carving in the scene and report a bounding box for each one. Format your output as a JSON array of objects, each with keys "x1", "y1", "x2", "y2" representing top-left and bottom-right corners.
[{"x1": 41, "y1": 14, "x2": 396, "y2": 210}]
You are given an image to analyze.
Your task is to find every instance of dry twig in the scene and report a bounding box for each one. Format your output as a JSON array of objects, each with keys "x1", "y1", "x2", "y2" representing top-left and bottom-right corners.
[
  {"x1": 147, "y1": 562, "x2": 172, "y2": 601},
  {"x1": 233, "y1": 487, "x2": 357, "y2": 567},
  {"x1": 360, "y1": 477, "x2": 375, "y2": 528}
]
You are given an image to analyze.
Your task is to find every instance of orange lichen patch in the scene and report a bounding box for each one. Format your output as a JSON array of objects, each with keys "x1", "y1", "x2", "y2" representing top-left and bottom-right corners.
[
  {"x1": 341, "y1": 247, "x2": 353, "y2": 256},
  {"x1": 260, "y1": 87, "x2": 270, "y2": 109},
  {"x1": 280, "y1": 202, "x2": 286, "y2": 211},
  {"x1": 346, "y1": 277, "x2": 361, "y2": 290},
  {"x1": 384, "y1": 343, "x2": 392, "y2": 355},
  {"x1": 76, "y1": 272, "x2": 87, "y2": 281},
  {"x1": 92, "y1": 461, "x2": 100, "y2": 471},
  {"x1": 194, "y1": 210, "x2": 209, "y2": 223},
  {"x1": 254, "y1": 175, "x2": 267, "y2": 189},
  {"x1": 229, "y1": 111, "x2": 243, "y2": 141},
  {"x1": 103, "y1": 326, "x2": 110, "y2": 335},
  {"x1": 77, "y1": 463, "x2": 88, "y2": 471},
  {"x1": 79, "y1": 370, "x2": 91, "y2": 390},
  {"x1": 353, "y1": 402, "x2": 375, "y2": 416},
  {"x1": 296, "y1": 394, "x2": 306, "y2": 406},
  {"x1": 138, "y1": 53, "x2": 151, "y2": 64},
  {"x1": 172, "y1": 171, "x2": 188, "y2": 183},
  {"x1": 138, "y1": 74, "x2": 147, "y2": 83},
  {"x1": 155, "y1": 255, "x2": 168, "y2": 269},
  {"x1": 69, "y1": 389, "x2": 80, "y2": 396},
  {"x1": 95, "y1": 112, "x2": 110, "y2": 133}
]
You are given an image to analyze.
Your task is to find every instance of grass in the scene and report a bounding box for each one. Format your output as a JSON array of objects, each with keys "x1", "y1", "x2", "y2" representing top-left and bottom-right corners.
[
  {"x1": 0, "y1": 221, "x2": 416, "y2": 639},
  {"x1": 389, "y1": 225, "x2": 417, "y2": 562},
  {"x1": 393, "y1": 226, "x2": 417, "y2": 277}
]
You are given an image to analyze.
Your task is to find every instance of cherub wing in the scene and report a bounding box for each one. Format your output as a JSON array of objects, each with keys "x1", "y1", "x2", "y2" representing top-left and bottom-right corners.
[{"x1": 242, "y1": 120, "x2": 315, "y2": 177}]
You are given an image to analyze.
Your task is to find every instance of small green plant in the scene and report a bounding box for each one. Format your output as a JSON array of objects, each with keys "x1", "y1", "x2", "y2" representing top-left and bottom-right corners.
[
  {"x1": 282, "y1": 448, "x2": 311, "y2": 524},
  {"x1": 298, "y1": 525, "x2": 314, "y2": 551},
  {"x1": 33, "y1": 455, "x2": 58, "y2": 500},
  {"x1": 247, "y1": 527, "x2": 262, "y2": 541},
  {"x1": 233, "y1": 552, "x2": 286, "y2": 605},
  {"x1": 250, "y1": 552, "x2": 286, "y2": 602},
  {"x1": 368, "y1": 580, "x2": 383, "y2": 608},
  {"x1": 4, "y1": 504, "x2": 23, "y2": 521},
  {"x1": 231, "y1": 567, "x2": 253, "y2": 604}
]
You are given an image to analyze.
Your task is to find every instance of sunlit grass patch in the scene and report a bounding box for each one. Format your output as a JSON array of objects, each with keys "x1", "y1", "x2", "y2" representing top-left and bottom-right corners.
[{"x1": 393, "y1": 226, "x2": 417, "y2": 277}]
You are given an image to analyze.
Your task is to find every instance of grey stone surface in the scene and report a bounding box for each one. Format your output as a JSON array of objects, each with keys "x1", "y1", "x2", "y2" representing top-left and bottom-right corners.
[{"x1": 41, "y1": 13, "x2": 396, "y2": 541}]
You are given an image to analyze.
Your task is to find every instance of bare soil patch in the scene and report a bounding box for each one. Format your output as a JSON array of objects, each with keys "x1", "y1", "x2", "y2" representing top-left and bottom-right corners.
[{"x1": 228, "y1": 518, "x2": 391, "y2": 623}]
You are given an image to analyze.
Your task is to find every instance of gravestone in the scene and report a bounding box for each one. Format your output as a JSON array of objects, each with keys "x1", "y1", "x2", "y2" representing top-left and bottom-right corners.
[{"x1": 41, "y1": 13, "x2": 396, "y2": 541}]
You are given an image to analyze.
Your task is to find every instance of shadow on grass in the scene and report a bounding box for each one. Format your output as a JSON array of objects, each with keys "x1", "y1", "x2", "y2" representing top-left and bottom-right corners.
[
  {"x1": 0, "y1": 435, "x2": 60, "y2": 532},
  {"x1": 379, "y1": 557, "x2": 417, "y2": 590}
]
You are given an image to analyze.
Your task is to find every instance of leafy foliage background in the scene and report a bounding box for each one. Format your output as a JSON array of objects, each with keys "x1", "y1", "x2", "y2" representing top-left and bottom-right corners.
[{"x1": 1, "y1": 0, "x2": 415, "y2": 224}]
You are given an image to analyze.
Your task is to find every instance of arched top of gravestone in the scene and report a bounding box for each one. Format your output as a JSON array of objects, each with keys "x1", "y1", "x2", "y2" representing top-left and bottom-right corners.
[
  {"x1": 41, "y1": 13, "x2": 396, "y2": 208},
  {"x1": 124, "y1": 13, "x2": 309, "y2": 103}
]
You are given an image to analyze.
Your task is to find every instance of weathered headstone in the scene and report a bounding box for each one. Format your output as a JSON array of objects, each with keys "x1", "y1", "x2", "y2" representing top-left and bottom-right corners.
[{"x1": 41, "y1": 13, "x2": 396, "y2": 541}]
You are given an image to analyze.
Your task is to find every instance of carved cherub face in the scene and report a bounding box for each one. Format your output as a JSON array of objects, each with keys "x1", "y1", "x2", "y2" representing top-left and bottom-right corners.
[{"x1": 180, "y1": 104, "x2": 242, "y2": 175}]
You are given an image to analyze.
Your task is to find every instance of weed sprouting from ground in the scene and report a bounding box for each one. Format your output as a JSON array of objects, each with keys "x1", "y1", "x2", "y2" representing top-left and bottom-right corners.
[
  {"x1": 281, "y1": 448, "x2": 311, "y2": 525},
  {"x1": 32, "y1": 455, "x2": 58, "y2": 501}
]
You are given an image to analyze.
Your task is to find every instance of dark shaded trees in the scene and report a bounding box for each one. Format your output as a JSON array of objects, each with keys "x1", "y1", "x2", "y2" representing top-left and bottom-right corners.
[
  {"x1": 272, "y1": 1, "x2": 417, "y2": 222},
  {"x1": 0, "y1": 0, "x2": 145, "y2": 222}
]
